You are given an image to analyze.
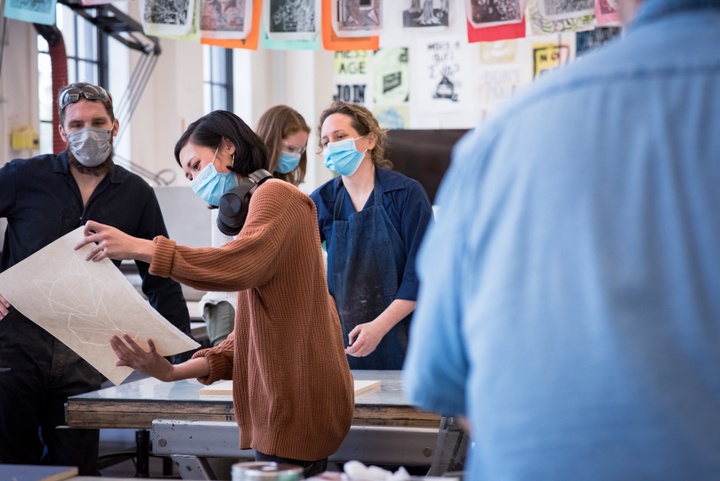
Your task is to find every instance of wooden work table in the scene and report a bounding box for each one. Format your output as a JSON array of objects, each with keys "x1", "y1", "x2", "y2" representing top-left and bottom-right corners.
[
  {"x1": 65, "y1": 371, "x2": 453, "y2": 479},
  {"x1": 65, "y1": 370, "x2": 440, "y2": 429}
]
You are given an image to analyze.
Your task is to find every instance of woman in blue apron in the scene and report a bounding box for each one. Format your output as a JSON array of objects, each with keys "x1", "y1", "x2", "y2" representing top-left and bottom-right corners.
[{"x1": 310, "y1": 101, "x2": 433, "y2": 370}]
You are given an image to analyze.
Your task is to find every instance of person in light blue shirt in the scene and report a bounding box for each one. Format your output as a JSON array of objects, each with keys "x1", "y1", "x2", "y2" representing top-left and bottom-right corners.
[{"x1": 403, "y1": 0, "x2": 720, "y2": 480}]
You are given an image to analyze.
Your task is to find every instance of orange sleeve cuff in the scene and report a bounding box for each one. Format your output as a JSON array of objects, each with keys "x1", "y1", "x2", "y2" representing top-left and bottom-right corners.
[{"x1": 149, "y1": 236, "x2": 176, "y2": 278}]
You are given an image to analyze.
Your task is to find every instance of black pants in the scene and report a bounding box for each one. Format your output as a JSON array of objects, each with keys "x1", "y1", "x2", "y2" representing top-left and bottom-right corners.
[
  {"x1": 0, "y1": 310, "x2": 102, "y2": 475},
  {"x1": 255, "y1": 450, "x2": 329, "y2": 478}
]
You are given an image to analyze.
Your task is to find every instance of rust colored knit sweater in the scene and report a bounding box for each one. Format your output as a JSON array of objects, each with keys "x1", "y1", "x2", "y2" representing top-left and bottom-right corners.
[{"x1": 149, "y1": 179, "x2": 354, "y2": 461}]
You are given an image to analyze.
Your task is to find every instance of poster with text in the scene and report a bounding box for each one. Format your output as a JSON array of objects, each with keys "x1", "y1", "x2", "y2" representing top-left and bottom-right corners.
[
  {"x1": 476, "y1": 40, "x2": 530, "y2": 111},
  {"x1": 412, "y1": 37, "x2": 472, "y2": 113},
  {"x1": 532, "y1": 40, "x2": 572, "y2": 79},
  {"x1": 333, "y1": 50, "x2": 372, "y2": 105}
]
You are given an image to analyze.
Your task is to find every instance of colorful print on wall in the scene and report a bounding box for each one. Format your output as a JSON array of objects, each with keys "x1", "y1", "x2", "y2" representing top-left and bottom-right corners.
[
  {"x1": 200, "y1": 0, "x2": 252, "y2": 38},
  {"x1": 538, "y1": 0, "x2": 593, "y2": 20},
  {"x1": 321, "y1": 0, "x2": 379, "y2": 51},
  {"x1": 201, "y1": 0, "x2": 261, "y2": 49},
  {"x1": 374, "y1": 106, "x2": 409, "y2": 130},
  {"x1": 595, "y1": 0, "x2": 619, "y2": 25},
  {"x1": 576, "y1": 26, "x2": 621, "y2": 57},
  {"x1": 380, "y1": 0, "x2": 461, "y2": 48},
  {"x1": 465, "y1": 0, "x2": 526, "y2": 43},
  {"x1": 373, "y1": 47, "x2": 410, "y2": 104},
  {"x1": 331, "y1": 0, "x2": 383, "y2": 38},
  {"x1": 264, "y1": 0, "x2": 319, "y2": 41},
  {"x1": 403, "y1": 0, "x2": 449, "y2": 28},
  {"x1": 140, "y1": 0, "x2": 197, "y2": 38},
  {"x1": 466, "y1": 0, "x2": 523, "y2": 28},
  {"x1": 372, "y1": 47, "x2": 410, "y2": 129},
  {"x1": 3, "y1": 0, "x2": 57, "y2": 26},
  {"x1": 528, "y1": 0, "x2": 594, "y2": 35},
  {"x1": 532, "y1": 40, "x2": 571, "y2": 78}
]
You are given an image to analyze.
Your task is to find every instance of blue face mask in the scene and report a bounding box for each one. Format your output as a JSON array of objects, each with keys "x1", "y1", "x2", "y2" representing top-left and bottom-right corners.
[
  {"x1": 276, "y1": 151, "x2": 301, "y2": 174},
  {"x1": 323, "y1": 136, "x2": 366, "y2": 177},
  {"x1": 190, "y1": 147, "x2": 238, "y2": 206}
]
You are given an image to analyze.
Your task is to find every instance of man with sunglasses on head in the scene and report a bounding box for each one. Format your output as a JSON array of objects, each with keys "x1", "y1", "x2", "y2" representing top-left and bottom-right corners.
[{"x1": 0, "y1": 82, "x2": 194, "y2": 474}]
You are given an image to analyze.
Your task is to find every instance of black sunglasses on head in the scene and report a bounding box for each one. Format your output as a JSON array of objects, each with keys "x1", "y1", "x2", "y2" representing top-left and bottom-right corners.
[{"x1": 58, "y1": 85, "x2": 111, "y2": 111}]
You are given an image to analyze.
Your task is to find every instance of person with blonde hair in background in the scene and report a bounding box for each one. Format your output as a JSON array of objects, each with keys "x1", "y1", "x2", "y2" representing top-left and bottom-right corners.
[{"x1": 256, "y1": 104, "x2": 310, "y2": 187}]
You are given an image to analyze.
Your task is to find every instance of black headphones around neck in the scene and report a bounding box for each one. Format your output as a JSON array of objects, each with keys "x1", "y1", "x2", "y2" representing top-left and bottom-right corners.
[{"x1": 217, "y1": 169, "x2": 273, "y2": 236}]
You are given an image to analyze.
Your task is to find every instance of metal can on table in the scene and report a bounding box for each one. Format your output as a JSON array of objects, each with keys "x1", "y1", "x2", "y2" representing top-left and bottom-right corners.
[{"x1": 232, "y1": 461, "x2": 304, "y2": 481}]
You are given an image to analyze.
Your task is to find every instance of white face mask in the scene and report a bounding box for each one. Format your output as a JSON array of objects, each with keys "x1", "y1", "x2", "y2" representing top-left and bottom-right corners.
[{"x1": 66, "y1": 127, "x2": 113, "y2": 167}]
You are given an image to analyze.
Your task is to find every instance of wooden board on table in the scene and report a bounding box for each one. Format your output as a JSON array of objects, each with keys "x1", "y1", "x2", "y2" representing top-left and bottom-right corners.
[
  {"x1": 200, "y1": 379, "x2": 381, "y2": 397},
  {"x1": 353, "y1": 379, "x2": 381, "y2": 396},
  {"x1": 0, "y1": 465, "x2": 78, "y2": 481}
]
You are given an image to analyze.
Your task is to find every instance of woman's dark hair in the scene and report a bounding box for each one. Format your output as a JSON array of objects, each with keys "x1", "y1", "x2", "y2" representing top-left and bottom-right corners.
[
  {"x1": 174, "y1": 110, "x2": 269, "y2": 176},
  {"x1": 256, "y1": 105, "x2": 310, "y2": 186},
  {"x1": 317, "y1": 101, "x2": 392, "y2": 169}
]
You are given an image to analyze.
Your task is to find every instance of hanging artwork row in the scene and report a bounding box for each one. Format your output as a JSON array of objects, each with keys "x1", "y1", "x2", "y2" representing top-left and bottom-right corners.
[
  {"x1": 5, "y1": 0, "x2": 620, "y2": 50},
  {"x1": 339, "y1": 23, "x2": 621, "y2": 129}
]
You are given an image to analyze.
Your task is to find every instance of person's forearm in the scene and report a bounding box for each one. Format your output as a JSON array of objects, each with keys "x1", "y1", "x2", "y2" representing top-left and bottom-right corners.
[
  {"x1": 374, "y1": 299, "x2": 416, "y2": 332},
  {"x1": 168, "y1": 356, "x2": 210, "y2": 381},
  {"x1": 134, "y1": 238, "x2": 156, "y2": 264},
  {"x1": 346, "y1": 299, "x2": 417, "y2": 357}
]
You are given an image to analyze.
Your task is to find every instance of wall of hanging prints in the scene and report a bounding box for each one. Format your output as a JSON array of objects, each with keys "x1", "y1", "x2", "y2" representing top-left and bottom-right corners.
[
  {"x1": 3, "y1": 0, "x2": 623, "y2": 130},
  {"x1": 0, "y1": 0, "x2": 624, "y2": 181},
  {"x1": 4, "y1": 0, "x2": 621, "y2": 51}
]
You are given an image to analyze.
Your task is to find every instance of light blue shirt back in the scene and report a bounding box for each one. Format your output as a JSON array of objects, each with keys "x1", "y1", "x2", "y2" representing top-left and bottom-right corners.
[{"x1": 404, "y1": 1, "x2": 720, "y2": 479}]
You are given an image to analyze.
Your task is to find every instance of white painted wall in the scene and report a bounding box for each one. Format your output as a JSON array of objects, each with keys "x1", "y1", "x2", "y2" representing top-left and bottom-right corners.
[{"x1": 1, "y1": 20, "x2": 40, "y2": 166}]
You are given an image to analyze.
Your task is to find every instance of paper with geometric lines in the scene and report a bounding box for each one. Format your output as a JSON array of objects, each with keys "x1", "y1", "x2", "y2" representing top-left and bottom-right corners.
[{"x1": 0, "y1": 226, "x2": 200, "y2": 385}]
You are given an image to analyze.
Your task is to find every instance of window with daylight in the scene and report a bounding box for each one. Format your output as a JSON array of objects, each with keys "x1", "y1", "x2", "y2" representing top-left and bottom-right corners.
[
  {"x1": 203, "y1": 45, "x2": 234, "y2": 113},
  {"x1": 37, "y1": 4, "x2": 108, "y2": 154}
]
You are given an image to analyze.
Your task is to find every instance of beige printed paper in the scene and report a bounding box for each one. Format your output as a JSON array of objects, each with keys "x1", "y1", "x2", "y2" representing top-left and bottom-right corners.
[{"x1": 0, "y1": 226, "x2": 199, "y2": 385}]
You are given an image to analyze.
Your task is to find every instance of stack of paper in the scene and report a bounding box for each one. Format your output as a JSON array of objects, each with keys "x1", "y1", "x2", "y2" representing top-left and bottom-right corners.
[{"x1": 200, "y1": 379, "x2": 381, "y2": 397}]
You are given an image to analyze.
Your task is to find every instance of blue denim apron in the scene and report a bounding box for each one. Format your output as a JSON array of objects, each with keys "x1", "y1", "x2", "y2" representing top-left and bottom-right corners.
[{"x1": 328, "y1": 174, "x2": 411, "y2": 369}]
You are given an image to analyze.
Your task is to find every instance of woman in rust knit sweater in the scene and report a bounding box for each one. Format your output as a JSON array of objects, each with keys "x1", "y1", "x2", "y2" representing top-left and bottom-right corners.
[{"x1": 75, "y1": 110, "x2": 354, "y2": 477}]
